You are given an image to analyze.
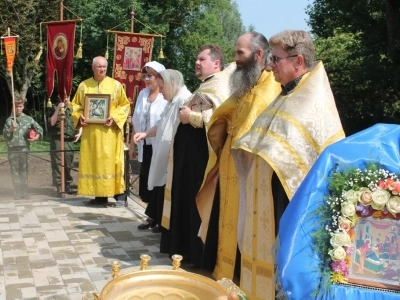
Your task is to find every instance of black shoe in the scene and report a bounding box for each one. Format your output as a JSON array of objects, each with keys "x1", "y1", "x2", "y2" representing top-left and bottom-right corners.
[
  {"x1": 65, "y1": 184, "x2": 72, "y2": 193},
  {"x1": 57, "y1": 184, "x2": 73, "y2": 193},
  {"x1": 88, "y1": 197, "x2": 108, "y2": 205},
  {"x1": 138, "y1": 219, "x2": 157, "y2": 230},
  {"x1": 151, "y1": 225, "x2": 161, "y2": 233}
]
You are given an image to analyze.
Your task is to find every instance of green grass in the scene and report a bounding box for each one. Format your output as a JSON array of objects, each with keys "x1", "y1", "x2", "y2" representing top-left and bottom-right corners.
[{"x1": 0, "y1": 135, "x2": 53, "y2": 157}]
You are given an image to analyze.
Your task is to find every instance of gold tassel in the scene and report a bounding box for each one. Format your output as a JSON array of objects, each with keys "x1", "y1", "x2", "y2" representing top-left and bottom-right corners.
[
  {"x1": 158, "y1": 37, "x2": 165, "y2": 59},
  {"x1": 158, "y1": 49, "x2": 165, "y2": 59},
  {"x1": 75, "y1": 42, "x2": 82, "y2": 58},
  {"x1": 34, "y1": 46, "x2": 43, "y2": 61},
  {"x1": 46, "y1": 98, "x2": 52, "y2": 108},
  {"x1": 60, "y1": 107, "x2": 65, "y2": 115},
  {"x1": 75, "y1": 20, "x2": 83, "y2": 59},
  {"x1": 104, "y1": 33, "x2": 109, "y2": 60}
]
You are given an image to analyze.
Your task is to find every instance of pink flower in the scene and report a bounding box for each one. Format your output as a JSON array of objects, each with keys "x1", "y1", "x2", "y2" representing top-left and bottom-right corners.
[
  {"x1": 378, "y1": 180, "x2": 388, "y2": 189},
  {"x1": 391, "y1": 181, "x2": 400, "y2": 195},
  {"x1": 331, "y1": 260, "x2": 349, "y2": 276}
]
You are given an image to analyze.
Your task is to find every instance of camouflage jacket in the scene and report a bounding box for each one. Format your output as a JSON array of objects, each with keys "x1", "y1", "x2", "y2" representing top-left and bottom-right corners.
[
  {"x1": 47, "y1": 106, "x2": 76, "y2": 139},
  {"x1": 3, "y1": 113, "x2": 43, "y2": 148}
]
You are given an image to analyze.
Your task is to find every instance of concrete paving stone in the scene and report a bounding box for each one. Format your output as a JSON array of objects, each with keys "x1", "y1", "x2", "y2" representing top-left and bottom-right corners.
[
  {"x1": 0, "y1": 194, "x2": 181, "y2": 299},
  {"x1": 20, "y1": 286, "x2": 36, "y2": 298},
  {"x1": 44, "y1": 231, "x2": 69, "y2": 242},
  {"x1": 92, "y1": 280, "x2": 109, "y2": 293},
  {"x1": 52, "y1": 295, "x2": 70, "y2": 300},
  {"x1": 48, "y1": 276, "x2": 62, "y2": 286},
  {"x1": 64, "y1": 282, "x2": 80, "y2": 294},
  {"x1": 2, "y1": 257, "x2": 15, "y2": 265},
  {"x1": 36, "y1": 285, "x2": 68, "y2": 297},
  {"x1": 1, "y1": 230, "x2": 23, "y2": 240},
  {"x1": 5, "y1": 287, "x2": 21, "y2": 300}
]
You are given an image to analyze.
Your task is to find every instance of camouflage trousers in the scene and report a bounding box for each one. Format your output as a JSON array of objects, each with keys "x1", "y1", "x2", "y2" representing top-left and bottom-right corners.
[
  {"x1": 50, "y1": 138, "x2": 75, "y2": 186},
  {"x1": 7, "y1": 146, "x2": 29, "y2": 187}
]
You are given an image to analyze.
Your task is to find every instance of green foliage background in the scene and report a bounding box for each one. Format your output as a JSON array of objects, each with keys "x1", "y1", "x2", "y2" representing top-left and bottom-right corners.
[
  {"x1": 309, "y1": 0, "x2": 400, "y2": 135},
  {"x1": 0, "y1": 0, "x2": 245, "y2": 127}
]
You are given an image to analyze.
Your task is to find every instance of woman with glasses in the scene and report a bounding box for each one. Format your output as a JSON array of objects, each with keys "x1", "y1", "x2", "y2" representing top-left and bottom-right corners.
[
  {"x1": 130, "y1": 61, "x2": 167, "y2": 230},
  {"x1": 133, "y1": 69, "x2": 192, "y2": 233}
]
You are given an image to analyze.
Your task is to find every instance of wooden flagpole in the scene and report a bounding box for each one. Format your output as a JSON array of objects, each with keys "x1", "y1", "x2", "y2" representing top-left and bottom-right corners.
[{"x1": 59, "y1": 0, "x2": 66, "y2": 197}]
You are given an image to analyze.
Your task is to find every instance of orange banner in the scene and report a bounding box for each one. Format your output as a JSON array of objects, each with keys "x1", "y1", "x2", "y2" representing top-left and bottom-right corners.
[{"x1": 4, "y1": 37, "x2": 17, "y2": 72}]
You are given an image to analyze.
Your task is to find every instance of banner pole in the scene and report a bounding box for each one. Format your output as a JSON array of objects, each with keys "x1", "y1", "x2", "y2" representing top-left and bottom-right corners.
[{"x1": 10, "y1": 72, "x2": 16, "y2": 120}]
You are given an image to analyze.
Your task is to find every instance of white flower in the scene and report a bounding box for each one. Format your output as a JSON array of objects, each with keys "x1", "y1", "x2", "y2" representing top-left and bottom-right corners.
[
  {"x1": 328, "y1": 246, "x2": 347, "y2": 261},
  {"x1": 342, "y1": 189, "x2": 358, "y2": 204},
  {"x1": 341, "y1": 202, "x2": 356, "y2": 218},
  {"x1": 371, "y1": 189, "x2": 391, "y2": 210},
  {"x1": 359, "y1": 189, "x2": 373, "y2": 206},
  {"x1": 386, "y1": 196, "x2": 400, "y2": 217},
  {"x1": 330, "y1": 231, "x2": 352, "y2": 247}
]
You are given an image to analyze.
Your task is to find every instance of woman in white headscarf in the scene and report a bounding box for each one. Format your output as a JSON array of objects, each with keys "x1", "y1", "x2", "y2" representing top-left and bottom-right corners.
[
  {"x1": 133, "y1": 69, "x2": 192, "y2": 232},
  {"x1": 129, "y1": 61, "x2": 167, "y2": 220}
]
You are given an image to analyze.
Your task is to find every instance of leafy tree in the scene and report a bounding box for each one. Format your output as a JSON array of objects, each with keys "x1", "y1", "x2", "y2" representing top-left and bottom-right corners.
[
  {"x1": 0, "y1": 0, "x2": 59, "y2": 105},
  {"x1": 308, "y1": 0, "x2": 400, "y2": 134},
  {"x1": 0, "y1": 0, "x2": 245, "y2": 128}
]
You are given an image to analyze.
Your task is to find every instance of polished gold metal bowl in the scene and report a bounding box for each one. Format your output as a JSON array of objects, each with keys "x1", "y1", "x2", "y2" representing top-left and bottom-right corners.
[{"x1": 82, "y1": 254, "x2": 244, "y2": 300}]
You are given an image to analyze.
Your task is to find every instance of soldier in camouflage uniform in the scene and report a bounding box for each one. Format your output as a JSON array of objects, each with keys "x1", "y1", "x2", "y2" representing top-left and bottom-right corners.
[
  {"x1": 3, "y1": 97, "x2": 43, "y2": 199},
  {"x1": 47, "y1": 95, "x2": 82, "y2": 194}
]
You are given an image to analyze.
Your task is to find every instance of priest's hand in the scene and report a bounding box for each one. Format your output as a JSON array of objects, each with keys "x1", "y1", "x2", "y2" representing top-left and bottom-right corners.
[
  {"x1": 105, "y1": 116, "x2": 114, "y2": 127},
  {"x1": 133, "y1": 132, "x2": 147, "y2": 144},
  {"x1": 178, "y1": 106, "x2": 191, "y2": 124},
  {"x1": 80, "y1": 115, "x2": 87, "y2": 126}
]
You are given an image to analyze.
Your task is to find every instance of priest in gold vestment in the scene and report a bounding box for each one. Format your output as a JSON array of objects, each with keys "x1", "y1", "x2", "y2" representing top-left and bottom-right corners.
[
  {"x1": 196, "y1": 32, "x2": 281, "y2": 279},
  {"x1": 72, "y1": 56, "x2": 130, "y2": 204},
  {"x1": 231, "y1": 30, "x2": 345, "y2": 300}
]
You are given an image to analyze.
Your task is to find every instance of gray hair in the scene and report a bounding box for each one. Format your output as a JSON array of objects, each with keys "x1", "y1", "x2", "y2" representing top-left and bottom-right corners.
[
  {"x1": 269, "y1": 30, "x2": 315, "y2": 69},
  {"x1": 92, "y1": 56, "x2": 108, "y2": 67}
]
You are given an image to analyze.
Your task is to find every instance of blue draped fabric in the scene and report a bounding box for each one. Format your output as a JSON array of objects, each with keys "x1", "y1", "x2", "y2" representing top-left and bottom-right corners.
[{"x1": 277, "y1": 123, "x2": 400, "y2": 300}]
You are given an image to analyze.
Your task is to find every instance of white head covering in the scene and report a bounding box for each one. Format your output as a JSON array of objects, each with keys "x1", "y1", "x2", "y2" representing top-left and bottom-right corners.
[
  {"x1": 158, "y1": 69, "x2": 185, "y2": 101},
  {"x1": 142, "y1": 61, "x2": 166, "y2": 73}
]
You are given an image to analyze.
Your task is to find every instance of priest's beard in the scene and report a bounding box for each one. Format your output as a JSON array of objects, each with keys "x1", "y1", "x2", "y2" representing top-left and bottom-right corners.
[{"x1": 230, "y1": 54, "x2": 262, "y2": 100}]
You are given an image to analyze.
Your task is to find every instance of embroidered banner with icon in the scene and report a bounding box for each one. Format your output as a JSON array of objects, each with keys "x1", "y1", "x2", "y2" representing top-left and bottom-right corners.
[
  {"x1": 112, "y1": 32, "x2": 154, "y2": 109},
  {"x1": 4, "y1": 37, "x2": 17, "y2": 72},
  {"x1": 46, "y1": 21, "x2": 76, "y2": 100}
]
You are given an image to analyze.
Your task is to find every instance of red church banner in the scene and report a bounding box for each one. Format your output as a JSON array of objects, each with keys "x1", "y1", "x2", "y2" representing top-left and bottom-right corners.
[
  {"x1": 3, "y1": 37, "x2": 17, "y2": 72},
  {"x1": 112, "y1": 32, "x2": 154, "y2": 110},
  {"x1": 46, "y1": 21, "x2": 76, "y2": 100}
]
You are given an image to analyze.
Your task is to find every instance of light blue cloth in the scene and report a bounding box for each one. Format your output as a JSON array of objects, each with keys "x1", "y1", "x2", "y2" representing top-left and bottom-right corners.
[{"x1": 277, "y1": 123, "x2": 400, "y2": 300}]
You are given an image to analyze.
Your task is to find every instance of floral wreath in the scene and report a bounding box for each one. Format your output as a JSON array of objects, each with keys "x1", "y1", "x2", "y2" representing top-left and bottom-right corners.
[{"x1": 312, "y1": 163, "x2": 400, "y2": 288}]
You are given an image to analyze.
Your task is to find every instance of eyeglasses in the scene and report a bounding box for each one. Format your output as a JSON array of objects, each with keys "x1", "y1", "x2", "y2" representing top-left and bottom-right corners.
[
  {"x1": 270, "y1": 55, "x2": 298, "y2": 65},
  {"x1": 141, "y1": 73, "x2": 154, "y2": 80}
]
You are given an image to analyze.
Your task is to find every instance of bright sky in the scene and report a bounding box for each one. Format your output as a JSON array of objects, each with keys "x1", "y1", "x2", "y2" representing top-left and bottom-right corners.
[{"x1": 235, "y1": 0, "x2": 312, "y2": 39}]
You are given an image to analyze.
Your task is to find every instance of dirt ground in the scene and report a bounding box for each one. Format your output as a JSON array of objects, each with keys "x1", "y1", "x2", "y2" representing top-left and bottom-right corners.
[{"x1": 0, "y1": 150, "x2": 141, "y2": 198}]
